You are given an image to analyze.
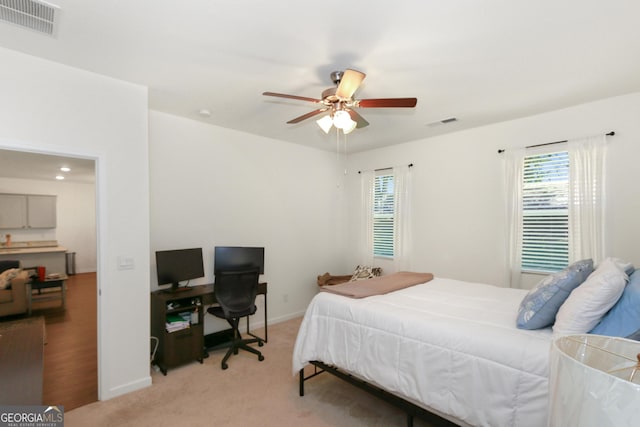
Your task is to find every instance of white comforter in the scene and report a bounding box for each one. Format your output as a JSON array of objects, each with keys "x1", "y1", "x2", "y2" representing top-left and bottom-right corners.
[{"x1": 293, "y1": 277, "x2": 553, "y2": 427}]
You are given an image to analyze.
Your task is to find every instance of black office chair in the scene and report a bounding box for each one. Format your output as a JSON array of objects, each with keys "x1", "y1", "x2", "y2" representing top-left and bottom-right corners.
[{"x1": 207, "y1": 268, "x2": 264, "y2": 369}]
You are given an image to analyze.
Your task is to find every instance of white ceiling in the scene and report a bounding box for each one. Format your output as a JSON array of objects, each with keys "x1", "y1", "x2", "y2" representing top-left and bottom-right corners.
[
  {"x1": 1, "y1": 0, "x2": 640, "y2": 156},
  {"x1": 0, "y1": 149, "x2": 95, "y2": 184}
]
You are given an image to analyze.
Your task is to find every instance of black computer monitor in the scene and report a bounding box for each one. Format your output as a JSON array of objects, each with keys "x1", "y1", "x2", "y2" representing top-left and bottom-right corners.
[
  {"x1": 155, "y1": 247, "x2": 205, "y2": 292},
  {"x1": 214, "y1": 246, "x2": 264, "y2": 274}
]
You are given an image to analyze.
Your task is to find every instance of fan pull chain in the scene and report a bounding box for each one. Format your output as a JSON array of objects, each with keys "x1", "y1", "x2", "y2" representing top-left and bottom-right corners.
[
  {"x1": 335, "y1": 128, "x2": 341, "y2": 188},
  {"x1": 343, "y1": 130, "x2": 348, "y2": 175}
]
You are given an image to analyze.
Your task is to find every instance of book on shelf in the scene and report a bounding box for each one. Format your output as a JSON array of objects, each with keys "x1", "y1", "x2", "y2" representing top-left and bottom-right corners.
[{"x1": 165, "y1": 312, "x2": 191, "y2": 332}]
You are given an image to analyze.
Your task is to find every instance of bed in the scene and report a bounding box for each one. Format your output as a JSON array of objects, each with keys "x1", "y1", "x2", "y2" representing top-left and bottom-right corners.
[{"x1": 292, "y1": 276, "x2": 553, "y2": 427}]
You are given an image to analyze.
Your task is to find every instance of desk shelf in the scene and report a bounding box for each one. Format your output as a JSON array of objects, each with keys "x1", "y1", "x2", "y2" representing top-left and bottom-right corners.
[{"x1": 150, "y1": 288, "x2": 207, "y2": 375}]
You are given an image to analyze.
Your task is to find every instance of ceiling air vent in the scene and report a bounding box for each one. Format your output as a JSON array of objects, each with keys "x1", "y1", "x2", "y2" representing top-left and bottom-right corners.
[
  {"x1": 427, "y1": 117, "x2": 458, "y2": 127},
  {"x1": 0, "y1": 0, "x2": 60, "y2": 36}
]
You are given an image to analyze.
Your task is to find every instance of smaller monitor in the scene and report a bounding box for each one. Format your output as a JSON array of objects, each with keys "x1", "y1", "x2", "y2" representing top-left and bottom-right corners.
[
  {"x1": 214, "y1": 246, "x2": 265, "y2": 275},
  {"x1": 155, "y1": 247, "x2": 205, "y2": 292}
]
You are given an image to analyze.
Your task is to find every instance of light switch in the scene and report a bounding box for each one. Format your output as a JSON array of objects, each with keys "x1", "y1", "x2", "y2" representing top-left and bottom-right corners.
[{"x1": 117, "y1": 256, "x2": 135, "y2": 270}]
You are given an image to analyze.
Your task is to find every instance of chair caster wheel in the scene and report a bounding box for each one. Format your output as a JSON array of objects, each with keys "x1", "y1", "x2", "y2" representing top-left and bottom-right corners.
[
  {"x1": 258, "y1": 341, "x2": 264, "y2": 347},
  {"x1": 258, "y1": 355, "x2": 264, "y2": 361},
  {"x1": 222, "y1": 363, "x2": 228, "y2": 370}
]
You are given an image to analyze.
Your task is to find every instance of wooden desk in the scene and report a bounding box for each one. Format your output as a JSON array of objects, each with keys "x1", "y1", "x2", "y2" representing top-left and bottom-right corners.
[
  {"x1": 28, "y1": 274, "x2": 68, "y2": 315},
  {"x1": 150, "y1": 282, "x2": 267, "y2": 375}
]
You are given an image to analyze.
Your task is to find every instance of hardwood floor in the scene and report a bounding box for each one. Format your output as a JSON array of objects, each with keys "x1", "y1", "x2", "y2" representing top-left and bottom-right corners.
[{"x1": 32, "y1": 272, "x2": 98, "y2": 411}]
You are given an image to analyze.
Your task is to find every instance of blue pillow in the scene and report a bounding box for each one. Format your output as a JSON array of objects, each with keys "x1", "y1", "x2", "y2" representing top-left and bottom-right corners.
[
  {"x1": 627, "y1": 328, "x2": 640, "y2": 341},
  {"x1": 590, "y1": 269, "x2": 640, "y2": 337},
  {"x1": 517, "y1": 259, "x2": 594, "y2": 330}
]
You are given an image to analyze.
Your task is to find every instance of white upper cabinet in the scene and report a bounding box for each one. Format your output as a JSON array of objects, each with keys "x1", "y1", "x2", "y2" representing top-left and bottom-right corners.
[
  {"x1": 26, "y1": 195, "x2": 57, "y2": 228},
  {"x1": 0, "y1": 194, "x2": 27, "y2": 228},
  {"x1": 0, "y1": 193, "x2": 57, "y2": 229}
]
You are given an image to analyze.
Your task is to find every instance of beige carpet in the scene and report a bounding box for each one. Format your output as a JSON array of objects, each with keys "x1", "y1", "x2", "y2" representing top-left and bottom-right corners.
[{"x1": 66, "y1": 317, "x2": 436, "y2": 427}]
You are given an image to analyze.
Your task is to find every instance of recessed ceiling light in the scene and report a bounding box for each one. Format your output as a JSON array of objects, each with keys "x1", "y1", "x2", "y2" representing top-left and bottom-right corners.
[
  {"x1": 198, "y1": 109, "x2": 211, "y2": 118},
  {"x1": 60, "y1": 167, "x2": 70, "y2": 172},
  {"x1": 55, "y1": 175, "x2": 65, "y2": 180}
]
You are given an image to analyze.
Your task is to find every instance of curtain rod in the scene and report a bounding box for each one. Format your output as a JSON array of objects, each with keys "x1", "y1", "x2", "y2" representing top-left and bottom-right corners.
[
  {"x1": 358, "y1": 163, "x2": 413, "y2": 174},
  {"x1": 497, "y1": 131, "x2": 615, "y2": 154}
]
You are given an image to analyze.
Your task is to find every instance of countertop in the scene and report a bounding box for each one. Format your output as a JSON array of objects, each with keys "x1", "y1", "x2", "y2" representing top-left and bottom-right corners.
[
  {"x1": 0, "y1": 240, "x2": 67, "y2": 255},
  {"x1": 0, "y1": 246, "x2": 66, "y2": 255}
]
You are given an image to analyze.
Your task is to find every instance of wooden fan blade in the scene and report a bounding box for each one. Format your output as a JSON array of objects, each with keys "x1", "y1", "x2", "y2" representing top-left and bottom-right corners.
[
  {"x1": 286, "y1": 108, "x2": 328, "y2": 124},
  {"x1": 347, "y1": 109, "x2": 369, "y2": 128},
  {"x1": 335, "y1": 69, "x2": 366, "y2": 99},
  {"x1": 358, "y1": 98, "x2": 418, "y2": 108},
  {"x1": 263, "y1": 92, "x2": 321, "y2": 103}
]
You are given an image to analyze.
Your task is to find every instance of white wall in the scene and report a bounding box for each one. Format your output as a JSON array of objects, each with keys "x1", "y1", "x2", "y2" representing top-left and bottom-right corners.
[
  {"x1": 346, "y1": 92, "x2": 640, "y2": 289},
  {"x1": 0, "y1": 177, "x2": 96, "y2": 274},
  {"x1": 0, "y1": 47, "x2": 151, "y2": 400},
  {"x1": 3, "y1": 41, "x2": 640, "y2": 406},
  {"x1": 149, "y1": 111, "x2": 347, "y2": 333}
]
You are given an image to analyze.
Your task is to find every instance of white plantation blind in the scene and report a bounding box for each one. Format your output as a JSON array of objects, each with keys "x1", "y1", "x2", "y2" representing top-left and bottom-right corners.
[
  {"x1": 522, "y1": 151, "x2": 570, "y2": 272},
  {"x1": 373, "y1": 173, "x2": 394, "y2": 257}
]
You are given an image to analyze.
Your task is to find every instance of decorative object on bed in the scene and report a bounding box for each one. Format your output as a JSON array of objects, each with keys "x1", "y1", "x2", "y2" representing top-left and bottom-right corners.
[
  {"x1": 320, "y1": 271, "x2": 432, "y2": 298},
  {"x1": 316, "y1": 265, "x2": 382, "y2": 287},
  {"x1": 316, "y1": 272, "x2": 352, "y2": 287},
  {"x1": 549, "y1": 334, "x2": 640, "y2": 427},
  {"x1": 295, "y1": 277, "x2": 553, "y2": 426},
  {"x1": 590, "y1": 268, "x2": 640, "y2": 338},
  {"x1": 349, "y1": 265, "x2": 383, "y2": 281},
  {"x1": 517, "y1": 259, "x2": 593, "y2": 330},
  {"x1": 553, "y1": 258, "x2": 630, "y2": 335}
]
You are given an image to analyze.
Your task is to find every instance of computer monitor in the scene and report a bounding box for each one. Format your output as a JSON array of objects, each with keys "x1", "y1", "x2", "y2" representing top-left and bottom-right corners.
[
  {"x1": 155, "y1": 247, "x2": 205, "y2": 292},
  {"x1": 214, "y1": 246, "x2": 265, "y2": 275}
]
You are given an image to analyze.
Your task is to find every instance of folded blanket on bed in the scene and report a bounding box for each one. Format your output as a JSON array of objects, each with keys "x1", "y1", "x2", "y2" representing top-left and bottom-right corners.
[{"x1": 320, "y1": 271, "x2": 433, "y2": 298}]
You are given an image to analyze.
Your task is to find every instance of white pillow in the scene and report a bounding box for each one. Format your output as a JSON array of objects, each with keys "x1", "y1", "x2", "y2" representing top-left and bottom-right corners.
[
  {"x1": 553, "y1": 258, "x2": 628, "y2": 335},
  {"x1": 0, "y1": 268, "x2": 21, "y2": 290}
]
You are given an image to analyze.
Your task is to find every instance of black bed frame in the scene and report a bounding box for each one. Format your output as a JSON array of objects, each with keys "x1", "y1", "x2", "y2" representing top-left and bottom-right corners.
[{"x1": 299, "y1": 360, "x2": 459, "y2": 427}]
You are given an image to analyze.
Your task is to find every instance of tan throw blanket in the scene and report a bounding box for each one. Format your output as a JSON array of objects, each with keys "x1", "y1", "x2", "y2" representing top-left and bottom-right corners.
[{"x1": 320, "y1": 271, "x2": 434, "y2": 298}]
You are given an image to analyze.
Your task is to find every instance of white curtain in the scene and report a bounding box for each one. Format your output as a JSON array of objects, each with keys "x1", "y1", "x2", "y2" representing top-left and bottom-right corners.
[
  {"x1": 393, "y1": 165, "x2": 413, "y2": 272},
  {"x1": 567, "y1": 135, "x2": 607, "y2": 264},
  {"x1": 504, "y1": 148, "x2": 525, "y2": 288},
  {"x1": 358, "y1": 170, "x2": 375, "y2": 266}
]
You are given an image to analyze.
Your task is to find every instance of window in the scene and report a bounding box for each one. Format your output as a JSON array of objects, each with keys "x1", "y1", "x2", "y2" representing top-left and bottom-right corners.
[
  {"x1": 521, "y1": 151, "x2": 569, "y2": 272},
  {"x1": 373, "y1": 172, "x2": 394, "y2": 257}
]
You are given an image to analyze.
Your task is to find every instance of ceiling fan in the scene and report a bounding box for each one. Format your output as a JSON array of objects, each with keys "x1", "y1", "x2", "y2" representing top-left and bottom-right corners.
[{"x1": 263, "y1": 69, "x2": 417, "y2": 134}]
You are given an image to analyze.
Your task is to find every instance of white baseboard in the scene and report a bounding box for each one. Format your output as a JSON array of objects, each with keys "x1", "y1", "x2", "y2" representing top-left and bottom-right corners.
[
  {"x1": 101, "y1": 375, "x2": 152, "y2": 401},
  {"x1": 248, "y1": 310, "x2": 306, "y2": 330}
]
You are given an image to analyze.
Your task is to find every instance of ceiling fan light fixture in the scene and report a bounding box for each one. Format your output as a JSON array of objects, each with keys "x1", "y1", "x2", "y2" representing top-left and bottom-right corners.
[
  {"x1": 263, "y1": 68, "x2": 417, "y2": 134},
  {"x1": 316, "y1": 115, "x2": 333, "y2": 133}
]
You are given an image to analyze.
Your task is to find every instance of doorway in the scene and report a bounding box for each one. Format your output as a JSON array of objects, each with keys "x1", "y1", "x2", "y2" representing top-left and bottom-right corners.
[{"x1": 0, "y1": 148, "x2": 98, "y2": 409}]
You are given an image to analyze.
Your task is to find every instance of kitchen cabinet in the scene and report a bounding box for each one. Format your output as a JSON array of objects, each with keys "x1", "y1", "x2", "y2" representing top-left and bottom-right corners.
[{"x1": 0, "y1": 194, "x2": 57, "y2": 229}]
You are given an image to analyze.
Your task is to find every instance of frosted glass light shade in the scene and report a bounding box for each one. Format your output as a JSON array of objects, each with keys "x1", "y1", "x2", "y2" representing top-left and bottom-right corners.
[
  {"x1": 333, "y1": 110, "x2": 354, "y2": 129},
  {"x1": 343, "y1": 119, "x2": 357, "y2": 134},
  {"x1": 316, "y1": 115, "x2": 333, "y2": 133}
]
